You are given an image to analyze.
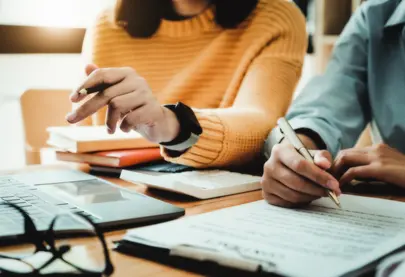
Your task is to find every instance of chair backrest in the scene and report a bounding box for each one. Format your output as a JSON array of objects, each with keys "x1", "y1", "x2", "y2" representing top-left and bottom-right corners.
[{"x1": 20, "y1": 89, "x2": 72, "y2": 164}]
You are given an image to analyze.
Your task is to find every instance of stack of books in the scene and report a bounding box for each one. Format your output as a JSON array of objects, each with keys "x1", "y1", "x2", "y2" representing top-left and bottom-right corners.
[{"x1": 46, "y1": 126, "x2": 163, "y2": 175}]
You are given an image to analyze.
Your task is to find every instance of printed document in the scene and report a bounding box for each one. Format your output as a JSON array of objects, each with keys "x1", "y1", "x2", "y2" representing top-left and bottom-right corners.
[{"x1": 125, "y1": 195, "x2": 405, "y2": 277}]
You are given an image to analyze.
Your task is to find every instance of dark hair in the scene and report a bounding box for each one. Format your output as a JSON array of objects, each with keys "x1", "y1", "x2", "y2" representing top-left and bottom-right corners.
[{"x1": 114, "y1": 0, "x2": 259, "y2": 38}]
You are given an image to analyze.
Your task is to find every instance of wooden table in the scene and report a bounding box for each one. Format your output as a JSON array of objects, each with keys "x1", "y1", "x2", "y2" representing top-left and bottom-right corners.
[
  {"x1": 2, "y1": 164, "x2": 405, "y2": 276},
  {"x1": 0, "y1": 164, "x2": 266, "y2": 276}
]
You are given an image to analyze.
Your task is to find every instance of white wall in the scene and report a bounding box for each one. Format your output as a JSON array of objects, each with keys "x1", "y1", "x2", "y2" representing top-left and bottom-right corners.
[
  {"x1": 0, "y1": 0, "x2": 113, "y2": 28},
  {"x1": 0, "y1": 54, "x2": 84, "y2": 97},
  {"x1": 0, "y1": 0, "x2": 114, "y2": 170},
  {"x1": 0, "y1": 54, "x2": 83, "y2": 171}
]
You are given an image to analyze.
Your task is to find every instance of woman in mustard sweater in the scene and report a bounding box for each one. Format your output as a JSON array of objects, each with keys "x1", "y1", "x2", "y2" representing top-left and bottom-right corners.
[{"x1": 67, "y1": 0, "x2": 307, "y2": 168}]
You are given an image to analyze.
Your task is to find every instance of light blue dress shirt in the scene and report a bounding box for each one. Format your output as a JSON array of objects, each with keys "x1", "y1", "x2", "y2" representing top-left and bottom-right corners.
[{"x1": 287, "y1": 0, "x2": 405, "y2": 157}]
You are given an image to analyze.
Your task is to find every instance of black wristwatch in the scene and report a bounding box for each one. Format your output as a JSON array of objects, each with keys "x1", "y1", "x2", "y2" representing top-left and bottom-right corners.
[{"x1": 160, "y1": 102, "x2": 202, "y2": 151}]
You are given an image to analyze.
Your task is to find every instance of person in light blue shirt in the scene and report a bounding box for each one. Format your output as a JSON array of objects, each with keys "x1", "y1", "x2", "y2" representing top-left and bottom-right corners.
[{"x1": 261, "y1": 0, "x2": 405, "y2": 208}]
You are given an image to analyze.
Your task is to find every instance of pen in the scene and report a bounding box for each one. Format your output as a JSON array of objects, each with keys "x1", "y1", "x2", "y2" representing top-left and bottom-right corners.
[
  {"x1": 277, "y1": 117, "x2": 341, "y2": 208},
  {"x1": 79, "y1": 83, "x2": 113, "y2": 96}
]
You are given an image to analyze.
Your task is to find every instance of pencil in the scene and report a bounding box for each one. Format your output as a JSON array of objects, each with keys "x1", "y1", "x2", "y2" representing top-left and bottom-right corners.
[{"x1": 78, "y1": 83, "x2": 113, "y2": 95}]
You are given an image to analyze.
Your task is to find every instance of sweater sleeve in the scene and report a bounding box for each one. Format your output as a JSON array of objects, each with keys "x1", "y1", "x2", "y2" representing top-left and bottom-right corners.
[{"x1": 162, "y1": 2, "x2": 307, "y2": 168}]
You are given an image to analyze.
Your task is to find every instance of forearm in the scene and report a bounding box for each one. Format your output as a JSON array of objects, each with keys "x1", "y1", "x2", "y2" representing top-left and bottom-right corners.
[{"x1": 162, "y1": 108, "x2": 276, "y2": 168}]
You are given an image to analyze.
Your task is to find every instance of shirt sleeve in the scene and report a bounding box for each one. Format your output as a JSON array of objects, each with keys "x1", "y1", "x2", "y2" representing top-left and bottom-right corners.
[{"x1": 286, "y1": 5, "x2": 371, "y2": 157}]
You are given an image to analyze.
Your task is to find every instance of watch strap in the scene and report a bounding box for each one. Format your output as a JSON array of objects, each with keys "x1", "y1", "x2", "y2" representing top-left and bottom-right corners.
[
  {"x1": 159, "y1": 122, "x2": 192, "y2": 147},
  {"x1": 160, "y1": 103, "x2": 201, "y2": 151},
  {"x1": 162, "y1": 133, "x2": 200, "y2": 151}
]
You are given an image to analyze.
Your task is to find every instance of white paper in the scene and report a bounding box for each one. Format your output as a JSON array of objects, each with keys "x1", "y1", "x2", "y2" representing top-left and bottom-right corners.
[
  {"x1": 376, "y1": 251, "x2": 405, "y2": 277},
  {"x1": 391, "y1": 262, "x2": 405, "y2": 277},
  {"x1": 125, "y1": 195, "x2": 405, "y2": 277},
  {"x1": 47, "y1": 126, "x2": 144, "y2": 141}
]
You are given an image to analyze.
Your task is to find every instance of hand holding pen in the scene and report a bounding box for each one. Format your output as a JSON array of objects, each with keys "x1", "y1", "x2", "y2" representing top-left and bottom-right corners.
[
  {"x1": 66, "y1": 64, "x2": 181, "y2": 144},
  {"x1": 261, "y1": 118, "x2": 341, "y2": 208}
]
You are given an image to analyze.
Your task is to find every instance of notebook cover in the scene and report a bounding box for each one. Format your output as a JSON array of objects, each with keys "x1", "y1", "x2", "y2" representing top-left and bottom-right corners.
[{"x1": 98, "y1": 148, "x2": 163, "y2": 167}]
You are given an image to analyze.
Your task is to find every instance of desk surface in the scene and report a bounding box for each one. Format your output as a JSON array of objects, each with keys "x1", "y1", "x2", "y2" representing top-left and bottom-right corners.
[
  {"x1": 2, "y1": 164, "x2": 405, "y2": 277},
  {"x1": 0, "y1": 164, "x2": 266, "y2": 276}
]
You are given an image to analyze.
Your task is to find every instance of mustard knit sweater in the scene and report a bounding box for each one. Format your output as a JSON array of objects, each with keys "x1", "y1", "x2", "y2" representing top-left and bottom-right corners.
[{"x1": 82, "y1": 0, "x2": 307, "y2": 168}]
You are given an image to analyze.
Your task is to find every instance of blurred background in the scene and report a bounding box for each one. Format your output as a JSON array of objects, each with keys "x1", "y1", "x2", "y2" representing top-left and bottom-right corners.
[{"x1": 0, "y1": 0, "x2": 363, "y2": 171}]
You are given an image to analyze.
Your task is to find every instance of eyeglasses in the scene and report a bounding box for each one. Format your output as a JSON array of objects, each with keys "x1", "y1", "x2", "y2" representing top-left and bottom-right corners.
[{"x1": 0, "y1": 203, "x2": 114, "y2": 276}]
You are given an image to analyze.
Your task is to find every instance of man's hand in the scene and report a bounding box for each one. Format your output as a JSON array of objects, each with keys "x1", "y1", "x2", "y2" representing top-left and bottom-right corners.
[
  {"x1": 66, "y1": 65, "x2": 180, "y2": 144},
  {"x1": 261, "y1": 136, "x2": 341, "y2": 208},
  {"x1": 331, "y1": 144, "x2": 405, "y2": 187}
]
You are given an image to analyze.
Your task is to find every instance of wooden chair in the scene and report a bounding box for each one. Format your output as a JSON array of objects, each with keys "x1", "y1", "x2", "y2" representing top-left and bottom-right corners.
[{"x1": 20, "y1": 89, "x2": 72, "y2": 165}]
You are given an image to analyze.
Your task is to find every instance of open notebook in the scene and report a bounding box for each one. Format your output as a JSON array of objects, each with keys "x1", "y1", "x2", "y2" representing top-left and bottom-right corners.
[{"x1": 116, "y1": 195, "x2": 405, "y2": 277}]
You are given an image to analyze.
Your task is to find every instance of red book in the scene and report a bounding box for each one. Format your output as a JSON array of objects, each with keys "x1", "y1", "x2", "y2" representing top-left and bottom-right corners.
[{"x1": 56, "y1": 148, "x2": 163, "y2": 168}]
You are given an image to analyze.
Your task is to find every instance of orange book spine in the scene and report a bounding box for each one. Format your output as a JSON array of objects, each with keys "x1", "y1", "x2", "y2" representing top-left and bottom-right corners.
[{"x1": 100, "y1": 148, "x2": 163, "y2": 167}]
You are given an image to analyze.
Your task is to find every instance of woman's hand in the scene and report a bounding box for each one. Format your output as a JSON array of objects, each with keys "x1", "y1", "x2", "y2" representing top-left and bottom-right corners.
[
  {"x1": 67, "y1": 65, "x2": 180, "y2": 144},
  {"x1": 261, "y1": 137, "x2": 341, "y2": 208},
  {"x1": 331, "y1": 144, "x2": 405, "y2": 187}
]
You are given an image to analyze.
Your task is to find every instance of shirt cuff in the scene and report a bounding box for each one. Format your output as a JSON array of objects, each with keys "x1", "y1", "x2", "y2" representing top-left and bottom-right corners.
[{"x1": 287, "y1": 117, "x2": 342, "y2": 158}]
